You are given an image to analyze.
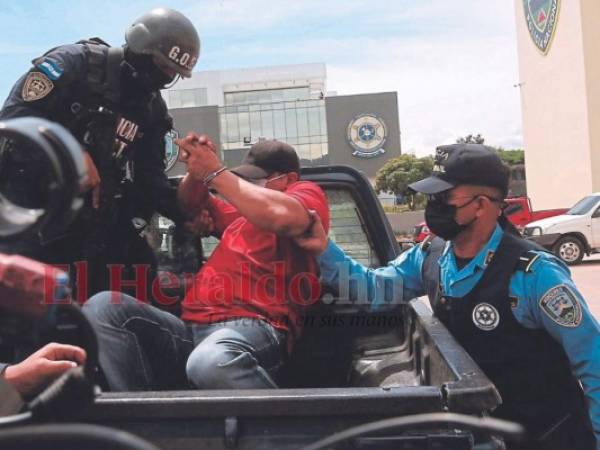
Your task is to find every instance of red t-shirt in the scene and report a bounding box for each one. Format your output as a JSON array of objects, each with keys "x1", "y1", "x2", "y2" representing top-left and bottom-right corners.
[{"x1": 181, "y1": 181, "x2": 330, "y2": 341}]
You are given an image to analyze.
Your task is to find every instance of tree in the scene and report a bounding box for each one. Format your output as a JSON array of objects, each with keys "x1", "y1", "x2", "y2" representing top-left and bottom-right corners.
[
  {"x1": 456, "y1": 133, "x2": 485, "y2": 144},
  {"x1": 496, "y1": 148, "x2": 525, "y2": 166},
  {"x1": 375, "y1": 154, "x2": 433, "y2": 210}
]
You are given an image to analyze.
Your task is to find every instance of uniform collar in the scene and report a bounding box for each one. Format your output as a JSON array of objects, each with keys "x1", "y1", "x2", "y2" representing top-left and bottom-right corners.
[{"x1": 440, "y1": 224, "x2": 504, "y2": 280}]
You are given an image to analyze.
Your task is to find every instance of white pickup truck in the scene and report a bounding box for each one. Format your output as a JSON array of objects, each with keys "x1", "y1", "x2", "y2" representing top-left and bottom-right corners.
[{"x1": 524, "y1": 193, "x2": 600, "y2": 265}]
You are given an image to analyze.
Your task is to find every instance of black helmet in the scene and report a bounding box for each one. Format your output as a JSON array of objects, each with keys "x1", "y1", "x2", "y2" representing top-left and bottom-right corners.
[{"x1": 125, "y1": 8, "x2": 200, "y2": 78}]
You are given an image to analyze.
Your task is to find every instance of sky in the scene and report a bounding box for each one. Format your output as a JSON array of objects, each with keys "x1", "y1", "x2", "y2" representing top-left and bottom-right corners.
[{"x1": 0, "y1": 0, "x2": 524, "y2": 156}]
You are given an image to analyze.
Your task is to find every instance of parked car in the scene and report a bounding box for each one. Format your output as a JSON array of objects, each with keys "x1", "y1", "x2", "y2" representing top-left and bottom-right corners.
[
  {"x1": 524, "y1": 193, "x2": 600, "y2": 265},
  {"x1": 502, "y1": 196, "x2": 568, "y2": 230},
  {"x1": 412, "y1": 196, "x2": 568, "y2": 243}
]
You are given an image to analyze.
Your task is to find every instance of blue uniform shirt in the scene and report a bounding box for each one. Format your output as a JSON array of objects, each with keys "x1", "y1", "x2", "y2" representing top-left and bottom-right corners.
[{"x1": 318, "y1": 224, "x2": 600, "y2": 446}]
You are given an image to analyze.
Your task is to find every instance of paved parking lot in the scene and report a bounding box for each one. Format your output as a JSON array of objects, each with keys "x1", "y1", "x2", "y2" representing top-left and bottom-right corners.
[{"x1": 571, "y1": 254, "x2": 600, "y2": 320}]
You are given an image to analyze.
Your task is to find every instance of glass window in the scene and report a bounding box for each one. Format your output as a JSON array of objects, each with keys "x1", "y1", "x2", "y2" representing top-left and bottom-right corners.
[
  {"x1": 283, "y1": 89, "x2": 298, "y2": 101},
  {"x1": 169, "y1": 90, "x2": 181, "y2": 108},
  {"x1": 247, "y1": 91, "x2": 259, "y2": 105},
  {"x1": 195, "y1": 88, "x2": 208, "y2": 106},
  {"x1": 272, "y1": 89, "x2": 284, "y2": 103},
  {"x1": 310, "y1": 143, "x2": 322, "y2": 161},
  {"x1": 258, "y1": 91, "x2": 271, "y2": 104},
  {"x1": 168, "y1": 89, "x2": 207, "y2": 108},
  {"x1": 250, "y1": 111, "x2": 261, "y2": 138},
  {"x1": 261, "y1": 110, "x2": 274, "y2": 139},
  {"x1": 297, "y1": 143, "x2": 311, "y2": 161},
  {"x1": 308, "y1": 107, "x2": 321, "y2": 136},
  {"x1": 296, "y1": 107, "x2": 308, "y2": 137},
  {"x1": 504, "y1": 203, "x2": 523, "y2": 216},
  {"x1": 319, "y1": 105, "x2": 328, "y2": 136},
  {"x1": 225, "y1": 113, "x2": 239, "y2": 142},
  {"x1": 325, "y1": 189, "x2": 380, "y2": 267},
  {"x1": 285, "y1": 109, "x2": 298, "y2": 138},
  {"x1": 238, "y1": 112, "x2": 250, "y2": 141},
  {"x1": 567, "y1": 195, "x2": 600, "y2": 215},
  {"x1": 273, "y1": 109, "x2": 286, "y2": 139},
  {"x1": 180, "y1": 90, "x2": 196, "y2": 107}
]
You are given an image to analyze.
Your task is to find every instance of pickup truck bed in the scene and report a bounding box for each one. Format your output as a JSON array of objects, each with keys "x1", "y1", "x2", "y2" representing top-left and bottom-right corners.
[
  {"x1": 84, "y1": 300, "x2": 499, "y2": 449},
  {"x1": 79, "y1": 166, "x2": 501, "y2": 449}
]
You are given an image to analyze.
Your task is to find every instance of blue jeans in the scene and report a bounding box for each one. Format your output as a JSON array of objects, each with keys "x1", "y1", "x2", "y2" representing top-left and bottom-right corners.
[{"x1": 83, "y1": 292, "x2": 286, "y2": 391}]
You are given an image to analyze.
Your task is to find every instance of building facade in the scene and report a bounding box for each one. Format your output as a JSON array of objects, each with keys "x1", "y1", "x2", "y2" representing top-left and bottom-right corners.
[
  {"x1": 514, "y1": 0, "x2": 600, "y2": 209},
  {"x1": 163, "y1": 64, "x2": 401, "y2": 181}
]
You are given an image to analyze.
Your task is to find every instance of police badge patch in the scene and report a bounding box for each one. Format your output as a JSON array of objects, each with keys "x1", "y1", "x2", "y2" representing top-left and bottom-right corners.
[
  {"x1": 539, "y1": 285, "x2": 582, "y2": 327},
  {"x1": 523, "y1": 0, "x2": 560, "y2": 54},
  {"x1": 164, "y1": 129, "x2": 180, "y2": 172},
  {"x1": 472, "y1": 303, "x2": 500, "y2": 331},
  {"x1": 22, "y1": 72, "x2": 54, "y2": 102}
]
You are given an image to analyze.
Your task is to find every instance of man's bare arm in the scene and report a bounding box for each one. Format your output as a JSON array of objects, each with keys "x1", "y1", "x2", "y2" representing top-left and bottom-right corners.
[
  {"x1": 209, "y1": 170, "x2": 310, "y2": 236},
  {"x1": 176, "y1": 133, "x2": 310, "y2": 236}
]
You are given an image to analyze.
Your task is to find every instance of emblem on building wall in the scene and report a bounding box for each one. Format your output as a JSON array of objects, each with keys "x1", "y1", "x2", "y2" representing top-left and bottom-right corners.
[
  {"x1": 347, "y1": 114, "x2": 387, "y2": 158},
  {"x1": 523, "y1": 0, "x2": 560, "y2": 54},
  {"x1": 164, "y1": 129, "x2": 180, "y2": 172}
]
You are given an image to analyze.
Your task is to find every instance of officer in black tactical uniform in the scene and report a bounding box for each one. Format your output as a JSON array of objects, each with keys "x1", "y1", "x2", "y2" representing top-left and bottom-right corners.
[{"x1": 0, "y1": 8, "x2": 200, "y2": 300}]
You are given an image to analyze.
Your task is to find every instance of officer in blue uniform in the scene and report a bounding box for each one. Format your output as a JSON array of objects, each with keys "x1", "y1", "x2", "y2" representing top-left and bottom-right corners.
[
  {"x1": 0, "y1": 8, "x2": 200, "y2": 298},
  {"x1": 296, "y1": 144, "x2": 600, "y2": 450}
]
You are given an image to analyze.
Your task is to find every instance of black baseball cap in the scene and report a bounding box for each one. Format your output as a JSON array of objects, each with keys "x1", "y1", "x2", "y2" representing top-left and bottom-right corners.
[
  {"x1": 409, "y1": 144, "x2": 510, "y2": 196},
  {"x1": 231, "y1": 139, "x2": 300, "y2": 180}
]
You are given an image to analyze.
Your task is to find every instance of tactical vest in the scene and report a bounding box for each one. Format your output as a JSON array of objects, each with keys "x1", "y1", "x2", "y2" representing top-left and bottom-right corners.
[
  {"x1": 36, "y1": 40, "x2": 170, "y2": 249},
  {"x1": 421, "y1": 232, "x2": 595, "y2": 449}
]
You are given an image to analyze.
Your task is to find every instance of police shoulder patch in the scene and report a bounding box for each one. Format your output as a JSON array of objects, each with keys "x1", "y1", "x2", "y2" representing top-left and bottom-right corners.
[
  {"x1": 36, "y1": 58, "x2": 64, "y2": 81},
  {"x1": 539, "y1": 284, "x2": 582, "y2": 328},
  {"x1": 22, "y1": 72, "x2": 54, "y2": 102}
]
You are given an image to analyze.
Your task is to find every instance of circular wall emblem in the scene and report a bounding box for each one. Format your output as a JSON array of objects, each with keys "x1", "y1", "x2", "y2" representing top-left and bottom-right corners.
[
  {"x1": 347, "y1": 114, "x2": 387, "y2": 158},
  {"x1": 472, "y1": 303, "x2": 500, "y2": 331},
  {"x1": 164, "y1": 129, "x2": 180, "y2": 172}
]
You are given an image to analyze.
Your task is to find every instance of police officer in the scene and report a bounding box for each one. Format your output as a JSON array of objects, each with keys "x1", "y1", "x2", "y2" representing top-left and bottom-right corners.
[
  {"x1": 295, "y1": 144, "x2": 600, "y2": 450},
  {"x1": 0, "y1": 8, "x2": 200, "y2": 299}
]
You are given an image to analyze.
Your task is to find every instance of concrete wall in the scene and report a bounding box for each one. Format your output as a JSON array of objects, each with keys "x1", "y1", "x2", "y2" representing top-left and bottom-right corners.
[
  {"x1": 325, "y1": 92, "x2": 401, "y2": 179},
  {"x1": 581, "y1": 0, "x2": 600, "y2": 193},
  {"x1": 514, "y1": 0, "x2": 599, "y2": 209}
]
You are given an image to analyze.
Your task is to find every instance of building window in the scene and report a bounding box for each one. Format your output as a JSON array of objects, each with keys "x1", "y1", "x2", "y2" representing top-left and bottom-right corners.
[
  {"x1": 224, "y1": 87, "x2": 311, "y2": 106},
  {"x1": 219, "y1": 98, "x2": 328, "y2": 166},
  {"x1": 167, "y1": 88, "x2": 208, "y2": 109}
]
